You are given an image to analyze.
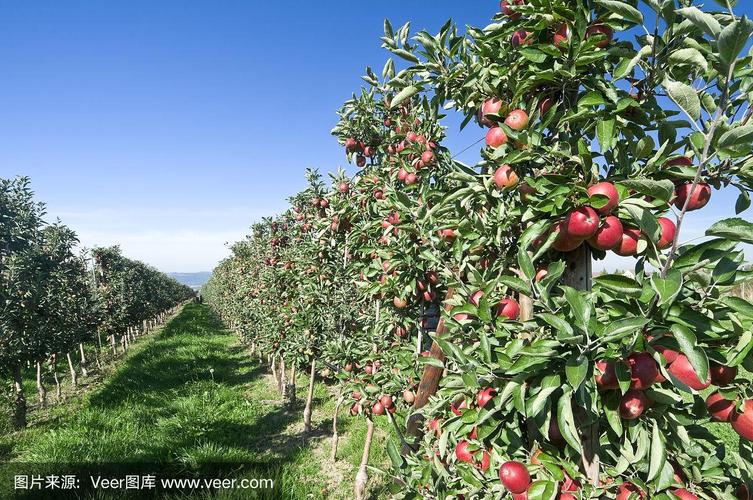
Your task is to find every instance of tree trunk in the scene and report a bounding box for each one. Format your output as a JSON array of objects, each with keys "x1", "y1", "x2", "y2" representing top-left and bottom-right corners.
[
  {"x1": 331, "y1": 394, "x2": 344, "y2": 461},
  {"x1": 280, "y1": 358, "x2": 287, "y2": 398},
  {"x1": 51, "y1": 355, "x2": 61, "y2": 401},
  {"x1": 12, "y1": 364, "x2": 27, "y2": 430},
  {"x1": 66, "y1": 352, "x2": 78, "y2": 387},
  {"x1": 96, "y1": 331, "x2": 103, "y2": 368},
  {"x1": 79, "y1": 343, "x2": 89, "y2": 377},
  {"x1": 563, "y1": 245, "x2": 599, "y2": 486},
  {"x1": 110, "y1": 335, "x2": 117, "y2": 356},
  {"x1": 303, "y1": 358, "x2": 316, "y2": 433},
  {"x1": 270, "y1": 354, "x2": 277, "y2": 382},
  {"x1": 354, "y1": 418, "x2": 375, "y2": 500},
  {"x1": 36, "y1": 361, "x2": 47, "y2": 407}
]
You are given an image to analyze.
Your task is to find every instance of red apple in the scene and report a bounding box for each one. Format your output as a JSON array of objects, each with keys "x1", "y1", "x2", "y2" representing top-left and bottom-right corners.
[
  {"x1": 486, "y1": 127, "x2": 508, "y2": 148},
  {"x1": 505, "y1": 109, "x2": 529, "y2": 131},
  {"x1": 494, "y1": 164, "x2": 519, "y2": 189},
  {"x1": 476, "y1": 387, "x2": 497, "y2": 408},
  {"x1": 479, "y1": 450, "x2": 491, "y2": 472},
  {"x1": 588, "y1": 215, "x2": 623, "y2": 250},
  {"x1": 497, "y1": 298, "x2": 520, "y2": 320},
  {"x1": 451, "y1": 399, "x2": 468, "y2": 416},
  {"x1": 372, "y1": 401, "x2": 385, "y2": 415},
  {"x1": 613, "y1": 228, "x2": 641, "y2": 256},
  {"x1": 403, "y1": 389, "x2": 415, "y2": 404},
  {"x1": 664, "y1": 156, "x2": 693, "y2": 168},
  {"x1": 706, "y1": 391, "x2": 736, "y2": 422},
  {"x1": 397, "y1": 168, "x2": 408, "y2": 181},
  {"x1": 552, "y1": 220, "x2": 583, "y2": 252},
  {"x1": 553, "y1": 23, "x2": 570, "y2": 50},
  {"x1": 499, "y1": 0, "x2": 524, "y2": 19},
  {"x1": 499, "y1": 461, "x2": 531, "y2": 494},
  {"x1": 672, "y1": 489, "x2": 699, "y2": 500},
  {"x1": 657, "y1": 217, "x2": 676, "y2": 250},
  {"x1": 733, "y1": 400, "x2": 753, "y2": 441},
  {"x1": 511, "y1": 30, "x2": 532, "y2": 48},
  {"x1": 338, "y1": 182, "x2": 349, "y2": 193},
  {"x1": 586, "y1": 22, "x2": 613, "y2": 48},
  {"x1": 439, "y1": 228, "x2": 456, "y2": 240},
  {"x1": 616, "y1": 482, "x2": 646, "y2": 500},
  {"x1": 380, "y1": 395, "x2": 393, "y2": 408},
  {"x1": 421, "y1": 150, "x2": 435, "y2": 166},
  {"x1": 627, "y1": 352, "x2": 659, "y2": 390},
  {"x1": 393, "y1": 296, "x2": 408, "y2": 309},
  {"x1": 356, "y1": 155, "x2": 366, "y2": 168},
  {"x1": 470, "y1": 290, "x2": 484, "y2": 307},
  {"x1": 595, "y1": 360, "x2": 618, "y2": 390},
  {"x1": 674, "y1": 183, "x2": 711, "y2": 211},
  {"x1": 345, "y1": 137, "x2": 357, "y2": 152},
  {"x1": 455, "y1": 440, "x2": 475, "y2": 463},
  {"x1": 479, "y1": 97, "x2": 504, "y2": 127},
  {"x1": 587, "y1": 182, "x2": 619, "y2": 214},
  {"x1": 534, "y1": 267, "x2": 548, "y2": 282},
  {"x1": 710, "y1": 363, "x2": 737, "y2": 386},
  {"x1": 565, "y1": 206, "x2": 600, "y2": 239},
  {"x1": 405, "y1": 173, "x2": 418, "y2": 185},
  {"x1": 428, "y1": 418, "x2": 441, "y2": 437},
  {"x1": 668, "y1": 354, "x2": 711, "y2": 390},
  {"x1": 619, "y1": 389, "x2": 649, "y2": 420}
]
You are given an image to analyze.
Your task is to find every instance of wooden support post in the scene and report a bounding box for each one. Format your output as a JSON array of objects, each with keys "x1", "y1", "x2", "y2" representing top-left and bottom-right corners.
[
  {"x1": 403, "y1": 288, "x2": 455, "y2": 453},
  {"x1": 563, "y1": 245, "x2": 599, "y2": 486}
]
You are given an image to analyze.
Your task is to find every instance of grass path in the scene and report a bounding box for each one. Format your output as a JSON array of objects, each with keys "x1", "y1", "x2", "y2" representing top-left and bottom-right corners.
[{"x1": 0, "y1": 304, "x2": 390, "y2": 499}]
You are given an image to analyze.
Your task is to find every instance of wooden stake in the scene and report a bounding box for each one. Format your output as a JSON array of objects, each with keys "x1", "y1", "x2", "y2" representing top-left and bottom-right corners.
[
  {"x1": 354, "y1": 418, "x2": 375, "y2": 500},
  {"x1": 563, "y1": 245, "x2": 599, "y2": 486},
  {"x1": 66, "y1": 352, "x2": 78, "y2": 387},
  {"x1": 36, "y1": 361, "x2": 46, "y2": 407},
  {"x1": 303, "y1": 358, "x2": 316, "y2": 433},
  {"x1": 403, "y1": 288, "x2": 455, "y2": 452}
]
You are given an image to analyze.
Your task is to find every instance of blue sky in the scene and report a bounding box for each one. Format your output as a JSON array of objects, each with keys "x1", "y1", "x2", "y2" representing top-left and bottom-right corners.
[{"x1": 1, "y1": 1, "x2": 751, "y2": 272}]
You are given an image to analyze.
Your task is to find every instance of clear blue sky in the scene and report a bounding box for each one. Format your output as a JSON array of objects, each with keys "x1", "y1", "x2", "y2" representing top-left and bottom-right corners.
[{"x1": 1, "y1": 1, "x2": 750, "y2": 272}]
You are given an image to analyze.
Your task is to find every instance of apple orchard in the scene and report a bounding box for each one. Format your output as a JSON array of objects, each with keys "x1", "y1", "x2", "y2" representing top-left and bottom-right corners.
[{"x1": 204, "y1": 1, "x2": 753, "y2": 499}]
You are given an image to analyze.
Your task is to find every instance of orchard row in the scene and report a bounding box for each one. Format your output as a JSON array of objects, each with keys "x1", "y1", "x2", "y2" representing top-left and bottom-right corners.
[
  {"x1": 1, "y1": 177, "x2": 195, "y2": 429},
  {"x1": 205, "y1": 1, "x2": 753, "y2": 499}
]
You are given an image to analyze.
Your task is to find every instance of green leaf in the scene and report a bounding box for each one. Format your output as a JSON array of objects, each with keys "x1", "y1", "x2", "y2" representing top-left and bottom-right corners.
[
  {"x1": 498, "y1": 275, "x2": 532, "y2": 296},
  {"x1": 668, "y1": 47, "x2": 708, "y2": 72},
  {"x1": 390, "y1": 85, "x2": 420, "y2": 108},
  {"x1": 595, "y1": 0, "x2": 643, "y2": 24},
  {"x1": 650, "y1": 270, "x2": 682, "y2": 306},
  {"x1": 718, "y1": 125, "x2": 753, "y2": 150},
  {"x1": 602, "y1": 317, "x2": 649, "y2": 342},
  {"x1": 722, "y1": 296, "x2": 753, "y2": 319},
  {"x1": 578, "y1": 91, "x2": 606, "y2": 107},
  {"x1": 597, "y1": 118, "x2": 616, "y2": 151},
  {"x1": 557, "y1": 391, "x2": 582, "y2": 453},
  {"x1": 386, "y1": 438, "x2": 403, "y2": 468},
  {"x1": 648, "y1": 419, "x2": 666, "y2": 481},
  {"x1": 735, "y1": 189, "x2": 751, "y2": 214},
  {"x1": 664, "y1": 79, "x2": 701, "y2": 121},
  {"x1": 618, "y1": 179, "x2": 674, "y2": 202},
  {"x1": 676, "y1": 7, "x2": 721, "y2": 36},
  {"x1": 718, "y1": 18, "x2": 753, "y2": 65},
  {"x1": 706, "y1": 217, "x2": 753, "y2": 244},
  {"x1": 670, "y1": 323, "x2": 709, "y2": 386},
  {"x1": 564, "y1": 286, "x2": 591, "y2": 331},
  {"x1": 624, "y1": 204, "x2": 660, "y2": 240},
  {"x1": 594, "y1": 274, "x2": 643, "y2": 297},
  {"x1": 538, "y1": 312, "x2": 575, "y2": 337},
  {"x1": 565, "y1": 356, "x2": 588, "y2": 390}
]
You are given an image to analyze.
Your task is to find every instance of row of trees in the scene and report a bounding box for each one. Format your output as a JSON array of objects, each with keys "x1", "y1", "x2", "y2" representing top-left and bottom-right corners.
[
  {"x1": 205, "y1": 1, "x2": 753, "y2": 498},
  {"x1": 1, "y1": 176, "x2": 194, "y2": 430}
]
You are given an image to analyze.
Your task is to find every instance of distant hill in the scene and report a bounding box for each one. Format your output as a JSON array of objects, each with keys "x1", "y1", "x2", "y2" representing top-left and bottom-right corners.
[{"x1": 169, "y1": 272, "x2": 211, "y2": 290}]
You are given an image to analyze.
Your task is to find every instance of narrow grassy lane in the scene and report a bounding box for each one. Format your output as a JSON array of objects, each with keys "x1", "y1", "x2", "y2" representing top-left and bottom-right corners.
[{"x1": 0, "y1": 304, "x2": 390, "y2": 499}]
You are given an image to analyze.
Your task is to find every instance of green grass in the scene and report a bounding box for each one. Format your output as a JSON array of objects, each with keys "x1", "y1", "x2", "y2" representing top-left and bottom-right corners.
[{"x1": 0, "y1": 304, "x2": 390, "y2": 499}]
